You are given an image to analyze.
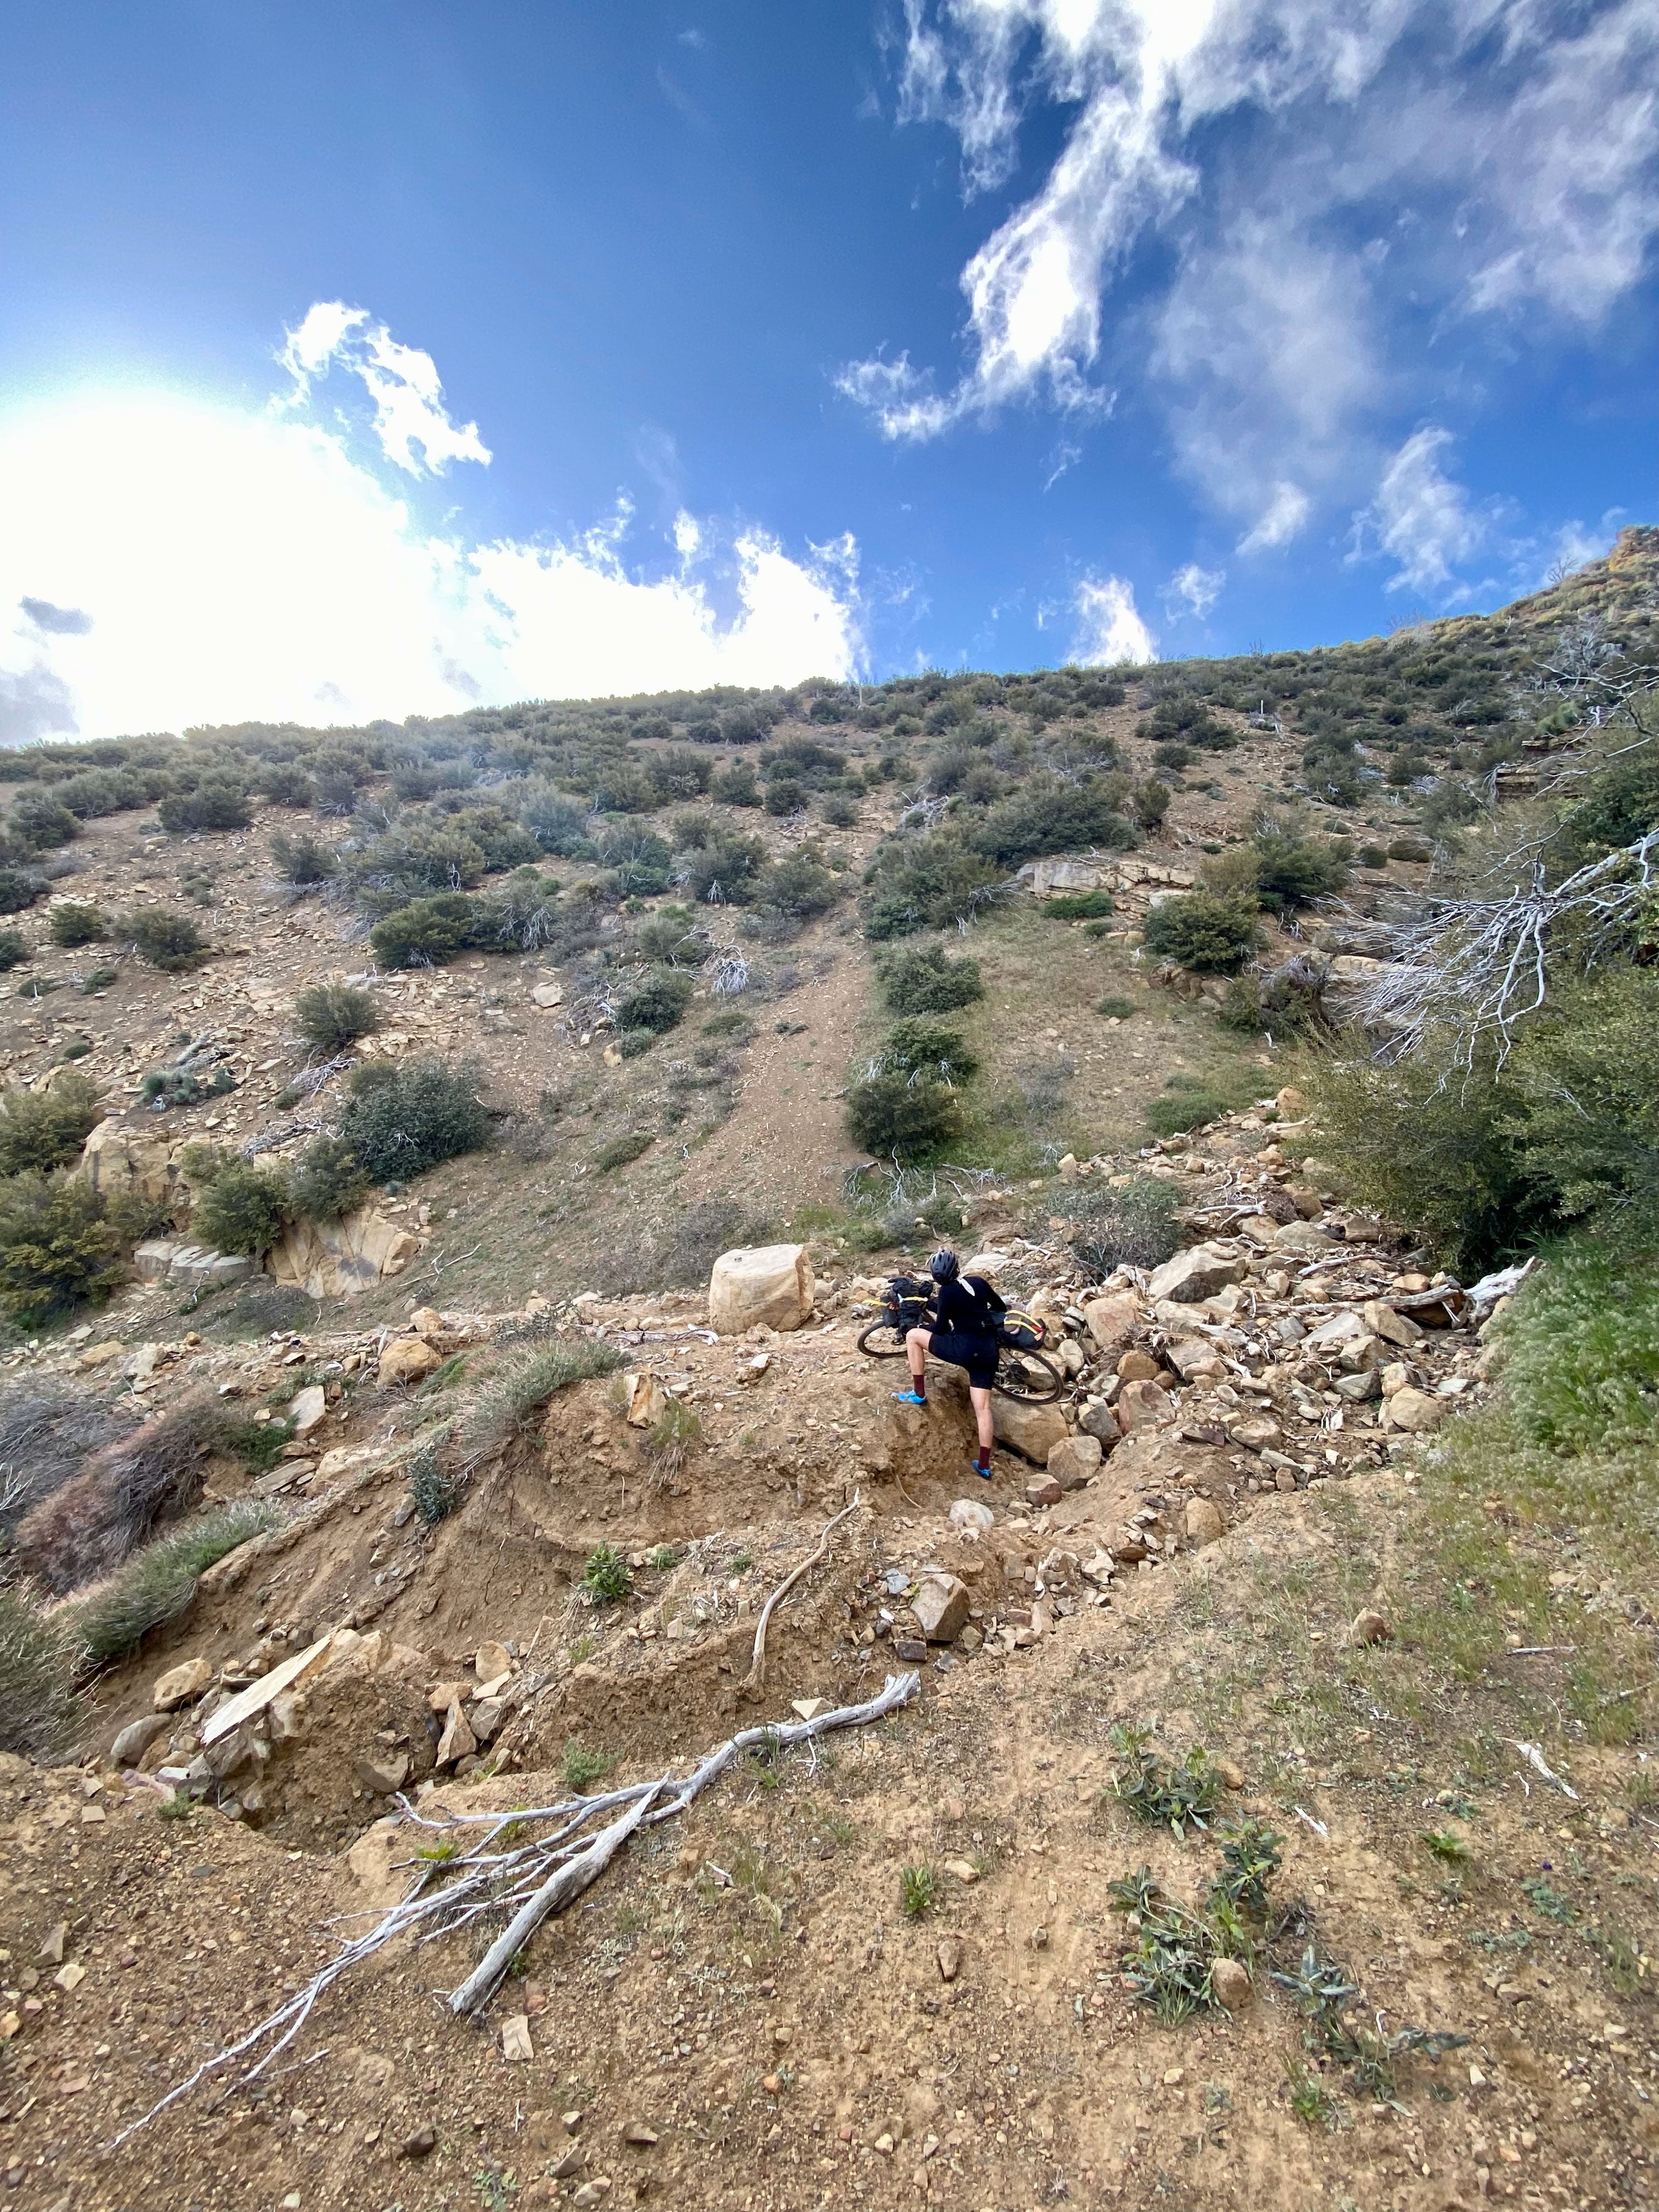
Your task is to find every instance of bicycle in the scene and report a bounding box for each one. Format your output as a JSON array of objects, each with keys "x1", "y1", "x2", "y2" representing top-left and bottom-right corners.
[{"x1": 855, "y1": 1276, "x2": 1064, "y2": 1404}]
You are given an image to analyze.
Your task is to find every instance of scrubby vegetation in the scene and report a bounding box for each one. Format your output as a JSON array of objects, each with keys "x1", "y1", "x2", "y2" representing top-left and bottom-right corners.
[
  {"x1": 335, "y1": 1058, "x2": 491, "y2": 1182},
  {"x1": 294, "y1": 981, "x2": 380, "y2": 1053}
]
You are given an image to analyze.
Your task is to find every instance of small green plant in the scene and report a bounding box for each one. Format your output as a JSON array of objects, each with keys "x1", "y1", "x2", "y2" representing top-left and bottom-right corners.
[
  {"x1": 594, "y1": 1128, "x2": 653, "y2": 1172},
  {"x1": 1105, "y1": 1866, "x2": 1220, "y2": 2024},
  {"x1": 561, "y1": 1737, "x2": 617, "y2": 1791},
  {"x1": 0, "y1": 928, "x2": 27, "y2": 971},
  {"x1": 407, "y1": 1435, "x2": 464, "y2": 1527},
  {"x1": 1096, "y1": 994, "x2": 1137, "y2": 1019},
  {"x1": 580, "y1": 1542, "x2": 633, "y2": 1605},
  {"x1": 644, "y1": 1399, "x2": 703, "y2": 1483},
  {"x1": 368, "y1": 891, "x2": 484, "y2": 968},
  {"x1": 1107, "y1": 1723, "x2": 1223, "y2": 1836},
  {"x1": 617, "y1": 969, "x2": 693, "y2": 1034},
  {"x1": 878, "y1": 1018, "x2": 979, "y2": 1083},
  {"x1": 1050, "y1": 1176, "x2": 1182, "y2": 1278},
  {"x1": 1272, "y1": 1942, "x2": 1467, "y2": 2106},
  {"x1": 293, "y1": 980, "x2": 380, "y2": 1053},
  {"x1": 0, "y1": 1070, "x2": 104, "y2": 1175},
  {"x1": 123, "y1": 909, "x2": 208, "y2": 970},
  {"x1": 76, "y1": 964, "x2": 118, "y2": 994},
  {"x1": 1210, "y1": 1821, "x2": 1285, "y2": 1915},
  {"x1": 1042, "y1": 889, "x2": 1115, "y2": 919},
  {"x1": 462, "y1": 1339, "x2": 623, "y2": 1450},
  {"x1": 900, "y1": 1862, "x2": 936, "y2": 1918},
  {"x1": 645, "y1": 1544, "x2": 681, "y2": 1571},
  {"x1": 286, "y1": 1133, "x2": 371, "y2": 1222},
  {"x1": 1522, "y1": 1875, "x2": 1576, "y2": 1925},
  {"x1": 875, "y1": 942, "x2": 984, "y2": 1014},
  {"x1": 1285, "y1": 2064, "x2": 1342, "y2": 2131},
  {"x1": 1420, "y1": 1828, "x2": 1471, "y2": 1864},
  {"x1": 730, "y1": 1546, "x2": 754, "y2": 1574},
  {"x1": 48, "y1": 901, "x2": 105, "y2": 947}
]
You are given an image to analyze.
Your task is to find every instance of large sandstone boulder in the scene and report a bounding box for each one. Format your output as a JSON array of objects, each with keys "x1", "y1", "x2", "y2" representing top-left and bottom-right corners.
[
  {"x1": 268, "y1": 1206, "x2": 421, "y2": 1299},
  {"x1": 708, "y1": 1244, "x2": 815, "y2": 1335},
  {"x1": 1147, "y1": 1245, "x2": 1248, "y2": 1306},
  {"x1": 79, "y1": 1116, "x2": 188, "y2": 1208},
  {"x1": 1081, "y1": 1291, "x2": 1139, "y2": 1354},
  {"x1": 1046, "y1": 1434, "x2": 1103, "y2": 1490},
  {"x1": 991, "y1": 1397, "x2": 1069, "y2": 1463}
]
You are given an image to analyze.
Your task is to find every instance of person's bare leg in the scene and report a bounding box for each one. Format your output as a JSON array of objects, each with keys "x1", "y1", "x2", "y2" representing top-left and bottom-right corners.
[
  {"x1": 968, "y1": 1384, "x2": 994, "y2": 1477},
  {"x1": 896, "y1": 1327, "x2": 932, "y2": 1402}
]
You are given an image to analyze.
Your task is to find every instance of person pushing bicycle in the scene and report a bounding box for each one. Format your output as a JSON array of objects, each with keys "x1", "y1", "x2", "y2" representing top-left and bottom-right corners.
[{"x1": 891, "y1": 1247, "x2": 1006, "y2": 1481}]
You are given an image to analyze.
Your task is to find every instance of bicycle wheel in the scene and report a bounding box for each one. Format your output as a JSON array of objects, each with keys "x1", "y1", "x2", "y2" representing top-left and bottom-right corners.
[
  {"x1": 856, "y1": 1319, "x2": 910, "y2": 1359},
  {"x1": 992, "y1": 1345, "x2": 1063, "y2": 1403}
]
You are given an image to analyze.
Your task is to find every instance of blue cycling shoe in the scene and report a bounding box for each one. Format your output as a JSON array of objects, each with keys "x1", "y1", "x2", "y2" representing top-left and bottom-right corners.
[
  {"x1": 891, "y1": 1388, "x2": 928, "y2": 1407},
  {"x1": 972, "y1": 1462, "x2": 993, "y2": 1482}
]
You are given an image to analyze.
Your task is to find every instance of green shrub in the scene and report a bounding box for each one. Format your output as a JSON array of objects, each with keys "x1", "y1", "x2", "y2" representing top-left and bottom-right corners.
[
  {"x1": 269, "y1": 830, "x2": 337, "y2": 885},
  {"x1": 0, "y1": 1591, "x2": 78, "y2": 1758},
  {"x1": 158, "y1": 781, "x2": 251, "y2": 834},
  {"x1": 77, "y1": 966, "x2": 117, "y2": 994},
  {"x1": 294, "y1": 981, "x2": 380, "y2": 1053},
  {"x1": 594, "y1": 1129, "x2": 654, "y2": 1171},
  {"x1": 820, "y1": 791, "x2": 860, "y2": 828},
  {"x1": 711, "y1": 762, "x2": 761, "y2": 807},
  {"x1": 9, "y1": 793, "x2": 80, "y2": 850},
  {"x1": 1386, "y1": 836, "x2": 1433, "y2": 864},
  {"x1": 191, "y1": 1158, "x2": 292, "y2": 1255},
  {"x1": 1051, "y1": 1177, "x2": 1183, "y2": 1276},
  {"x1": 1042, "y1": 890, "x2": 1115, "y2": 919},
  {"x1": 865, "y1": 834, "x2": 1001, "y2": 939},
  {"x1": 635, "y1": 906, "x2": 707, "y2": 966},
  {"x1": 407, "y1": 1434, "x2": 463, "y2": 1526},
  {"x1": 1497, "y1": 1246, "x2": 1659, "y2": 1455},
  {"x1": 879, "y1": 1019, "x2": 979, "y2": 1082},
  {"x1": 142, "y1": 1064, "x2": 234, "y2": 1111},
  {"x1": 755, "y1": 849, "x2": 839, "y2": 919},
  {"x1": 336, "y1": 1057, "x2": 491, "y2": 1181},
  {"x1": 287, "y1": 1134, "x2": 371, "y2": 1222},
  {"x1": 1299, "y1": 1043, "x2": 1551, "y2": 1274},
  {"x1": 1133, "y1": 779, "x2": 1172, "y2": 831},
  {"x1": 369, "y1": 892, "x2": 483, "y2": 968},
  {"x1": 0, "y1": 929, "x2": 26, "y2": 970},
  {"x1": 0, "y1": 870, "x2": 44, "y2": 915},
  {"x1": 1142, "y1": 892, "x2": 1260, "y2": 973},
  {"x1": 562, "y1": 1737, "x2": 617, "y2": 1789},
  {"x1": 0, "y1": 1172, "x2": 124, "y2": 1322},
  {"x1": 1506, "y1": 970, "x2": 1659, "y2": 1248},
  {"x1": 48, "y1": 901, "x2": 105, "y2": 947},
  {"x1": 1249, "y1": 830, "x2": 1350, "y2": 910},
  {"x1": 876, "y1": 943, "x2": 984, "y2": 1014},
  {"x1": 0, "y1": 1071, "x2": 103, "y2": 1175},
  {"x1": 844, "y1": 1071, "x2": 964, "y2": 1161},
  {"x1": 680, "y1": 830, "x2": 768, "y2": 905},
  {"x1": 617, "y1": 969, "x2": 693, "y2": 1034},
  {"x1": 970, "y1": 777, "x2": 1134, "y2": 870},
  {"x1": 598, "y1": 827, "x2": 674, "y2": 896},
  {"x1": 1146, "y1": 1076, "x2": 1246, "y2": 1140},
  {"x1": 124, "y1": 908, "x2": 208, "y2": 970},
  {"x1": 1096, "y1": 994, "x2": 1137, "y2": 1019},
  {"x1": 69, "y1": 1502, "x2": 276, "y2": 1666}
]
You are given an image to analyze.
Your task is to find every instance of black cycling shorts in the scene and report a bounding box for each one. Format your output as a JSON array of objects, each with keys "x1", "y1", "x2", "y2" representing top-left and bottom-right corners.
[{"x1": 927, "y1": 1328, "x2": 1000, "y2": 1390}]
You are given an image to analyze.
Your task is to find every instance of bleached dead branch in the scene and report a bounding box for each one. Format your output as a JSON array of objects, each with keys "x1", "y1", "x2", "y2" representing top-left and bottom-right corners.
[{"x1": 109, "y1": 1672, "x2": 920, "y2": 2145}]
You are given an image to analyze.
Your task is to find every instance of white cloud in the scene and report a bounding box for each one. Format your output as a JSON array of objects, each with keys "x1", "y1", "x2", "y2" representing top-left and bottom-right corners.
[
  {"x1": 278, "y1": 302, "x2": 492, "y2": 477},
  {"x1": 1073, "y1": 574, "x2": 1157, "y2": 665},
  {"x1": 1545, "y1": 511, "x2": 1624, "y2": 578},
  {"x1": 0, "y1": 318, "x2": 861, "y2": 740},
  {"x1": 1351, "y1": 426, "x2": 1486, "y2": 595},
  {"x1": 1162, "y1": 562, "x2": 1224, "y2": 619},
  {"x1": 1238, "y1": 482, "x2": 1312, "y2": 555},
  {"x1": 847, "y1": 0, "x2": 1659, "y2": 539}
]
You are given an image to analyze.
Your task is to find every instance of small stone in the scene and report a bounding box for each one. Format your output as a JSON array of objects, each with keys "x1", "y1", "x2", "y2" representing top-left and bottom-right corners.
[
  {"x1": 1362, "y1": 1299, "x2": 1424, "y2": 1347},
  {"x1": 475, "y1": 1638, "x2": 512, "y2": 1684},
  {"x1": 152, "y1": 1656, "x2": 212, "y2": 1713},
  {"x1": 1386, "y1": 1385, "x2": 1447, "y2": 1432},
  {"x1": 562, "y1": 2111, "x2": 584, "y2": 2133},
  {"x1": 1116, "y1": 1379, "x2": 1173, "y2": 1432},
  {"x1": 1184, "y1": 1497, "x2": 1224, "y2": 1548},
  {"x1": 289, "y1": 1384, "x2": 328, "y2": 1437},
  {"x1": 936, "y1": 1937, "x2": 962, "y2": 1983},
  {"x1": 379, "y1": 1336, "x2": 442, "y2": 1387},
  {"x1": 400, "y1": 2125, "x2": 437, "y2": 2158},
  {"x1": 622, "y1": 2121, "x2": 658, "y2": 2146},
  {"x1": 54, "y1": 1962, "x2": 86, "y2": 1992},
  {"x1": 501, "y1": 2014, "x2": 533, "y2": 2062},
  {"x1": 1350, "y1": 1610, "x2": 1391, "y2": 1646},
  {"x1": 550, "y1": 2148, "x2": 586, "y2": 2181},
  {"x1": 622, "y1": 1371, "x2": 669, "y2": 1429},
  {"x1": 435, "y1": 1699, "x2": 476, "y2": 1767},
  {"x1": 354, "y1": 1750, "x2": 410, "y2": 1795},
  {"x1": 1116, "y1": 1348, "x2": 1161, "y2": 1383},
  {"x1": 1214, "y1": 1757, "x2": 1245, "y2": 1789},
  {"x1": 1077, "y1": 1399, "x2": 1121, "y2": 1446},
  {"x1": 40, "y1": 1923, "x2": 67, "y2": 1965},
  {"x1": 410, "y1": 1305, "x2": 445, "y2": 1336},
  {"x1": 912, "y1": 1573, "x2": 972, "y2": 1643},
  {"x1": 790, "y1": 1697, "x2": 828, "y2": 1721},
  {"x1": 1147, "y1": 1245, "x2": 1247, "y2": 1306},
  {"x1": 942, "y1": 1858, "x2": 978, "y2": 1883},
  {"x1": 1046, "y1": 1434, "x2": 1103, "y2": 1491},
  {"x1": 1210, "y1": 1958, "x2": 1252, "y2": 2012},
  {"x1": 1161, "y1": 2066, "x2": 1184, "y2": 2086},
  {"x1": 948, "y1": 1498, "x2": 994, "y2": 1533},
  {"x1": 1024, "y1": 1474, "x2": 1063, "y2": 1509}
]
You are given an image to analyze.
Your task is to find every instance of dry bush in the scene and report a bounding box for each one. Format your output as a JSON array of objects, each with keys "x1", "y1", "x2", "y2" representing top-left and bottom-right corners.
[
  {"x1": 0, "y1": 1590, "x2": 80, "y2": 1757},
  {"x1": 0, "y1": 1385, "x2": 136, "y2": 1547},
  {"x1": 9, "y1": 1393, "x2": 256, "y2": 1597}
]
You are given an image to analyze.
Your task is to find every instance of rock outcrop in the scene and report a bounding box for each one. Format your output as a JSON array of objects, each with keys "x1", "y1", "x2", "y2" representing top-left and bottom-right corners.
[{"x1": 708, "y1": 1244, "x2": 815, "y2": 1335}]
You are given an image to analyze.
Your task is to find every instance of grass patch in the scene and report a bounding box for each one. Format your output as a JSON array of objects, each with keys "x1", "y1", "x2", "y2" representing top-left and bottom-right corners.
[
  {"x1": 67, "y1": 1501, "x2": 278, "y2": 1666},
  {"x1": 0, "y1": 1589, "x2": 80, "y2": 1757},
  {"x1": 461, "y1": 1340, "x2": 624, "y2": 1453},
  {"x1": 900, "y1": 1863, "x2": 936, "y2": 1918},
  {"x1": 594, "y1": 1129, "x2": 653, "y2": 1172},
  {"x1": 561, "y1": 1738, "x2": 617, "y2": 1791},
  {"x1": 1096, "y1": 994, "x2": 1138, "y2": 1019}
]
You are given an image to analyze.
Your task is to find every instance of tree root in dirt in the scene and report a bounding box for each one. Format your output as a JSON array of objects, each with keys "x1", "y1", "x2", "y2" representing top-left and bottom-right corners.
[
  {"x1": 742, "y1": 1489, "x2": 862, "y2": 1696},
  {"x1": 109, "y1": 1669, "x2": 920, "y2": 2147}
]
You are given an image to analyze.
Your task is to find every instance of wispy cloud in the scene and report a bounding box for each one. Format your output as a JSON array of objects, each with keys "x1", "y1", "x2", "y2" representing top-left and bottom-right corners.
[
  {"x1": 1073, "y1": 574, "x2": 1156, "y2": 665},
  {"x1": 278, "y1": 302, "x2": 491, "y2": 477},
  {"x1": 20, "y1": 595, "x2": 92, "y2": 636},
  {"x1": 843, "y1": 1, "x2": 1658, "y2": 544},
  {"x1": 1350, "y1": 426, "x2": 1486, "y2": 597},
  {"x1": 1162, "y1": 562, "x2": 1224, "y2": 620}
]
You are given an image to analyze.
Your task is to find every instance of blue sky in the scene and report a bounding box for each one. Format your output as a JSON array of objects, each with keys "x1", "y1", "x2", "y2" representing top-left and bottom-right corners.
[{"x1": 0, "y1": 1, "x2": 1653, "y2": 738}]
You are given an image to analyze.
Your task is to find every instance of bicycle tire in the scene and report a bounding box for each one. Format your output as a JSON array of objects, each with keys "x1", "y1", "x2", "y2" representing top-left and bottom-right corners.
[
  {"x1": 856, "y1": 1320, "x2": 910, "y2": 1359},
  {"x1": 991, "y1": 1346, "x2": 1063, "y2": 1403}
]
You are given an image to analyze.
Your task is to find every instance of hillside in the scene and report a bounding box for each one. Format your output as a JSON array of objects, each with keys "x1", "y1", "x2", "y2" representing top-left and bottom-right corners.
[{"x1": 0, "y1": 528, "x2": 1655, "y2": 2212}]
